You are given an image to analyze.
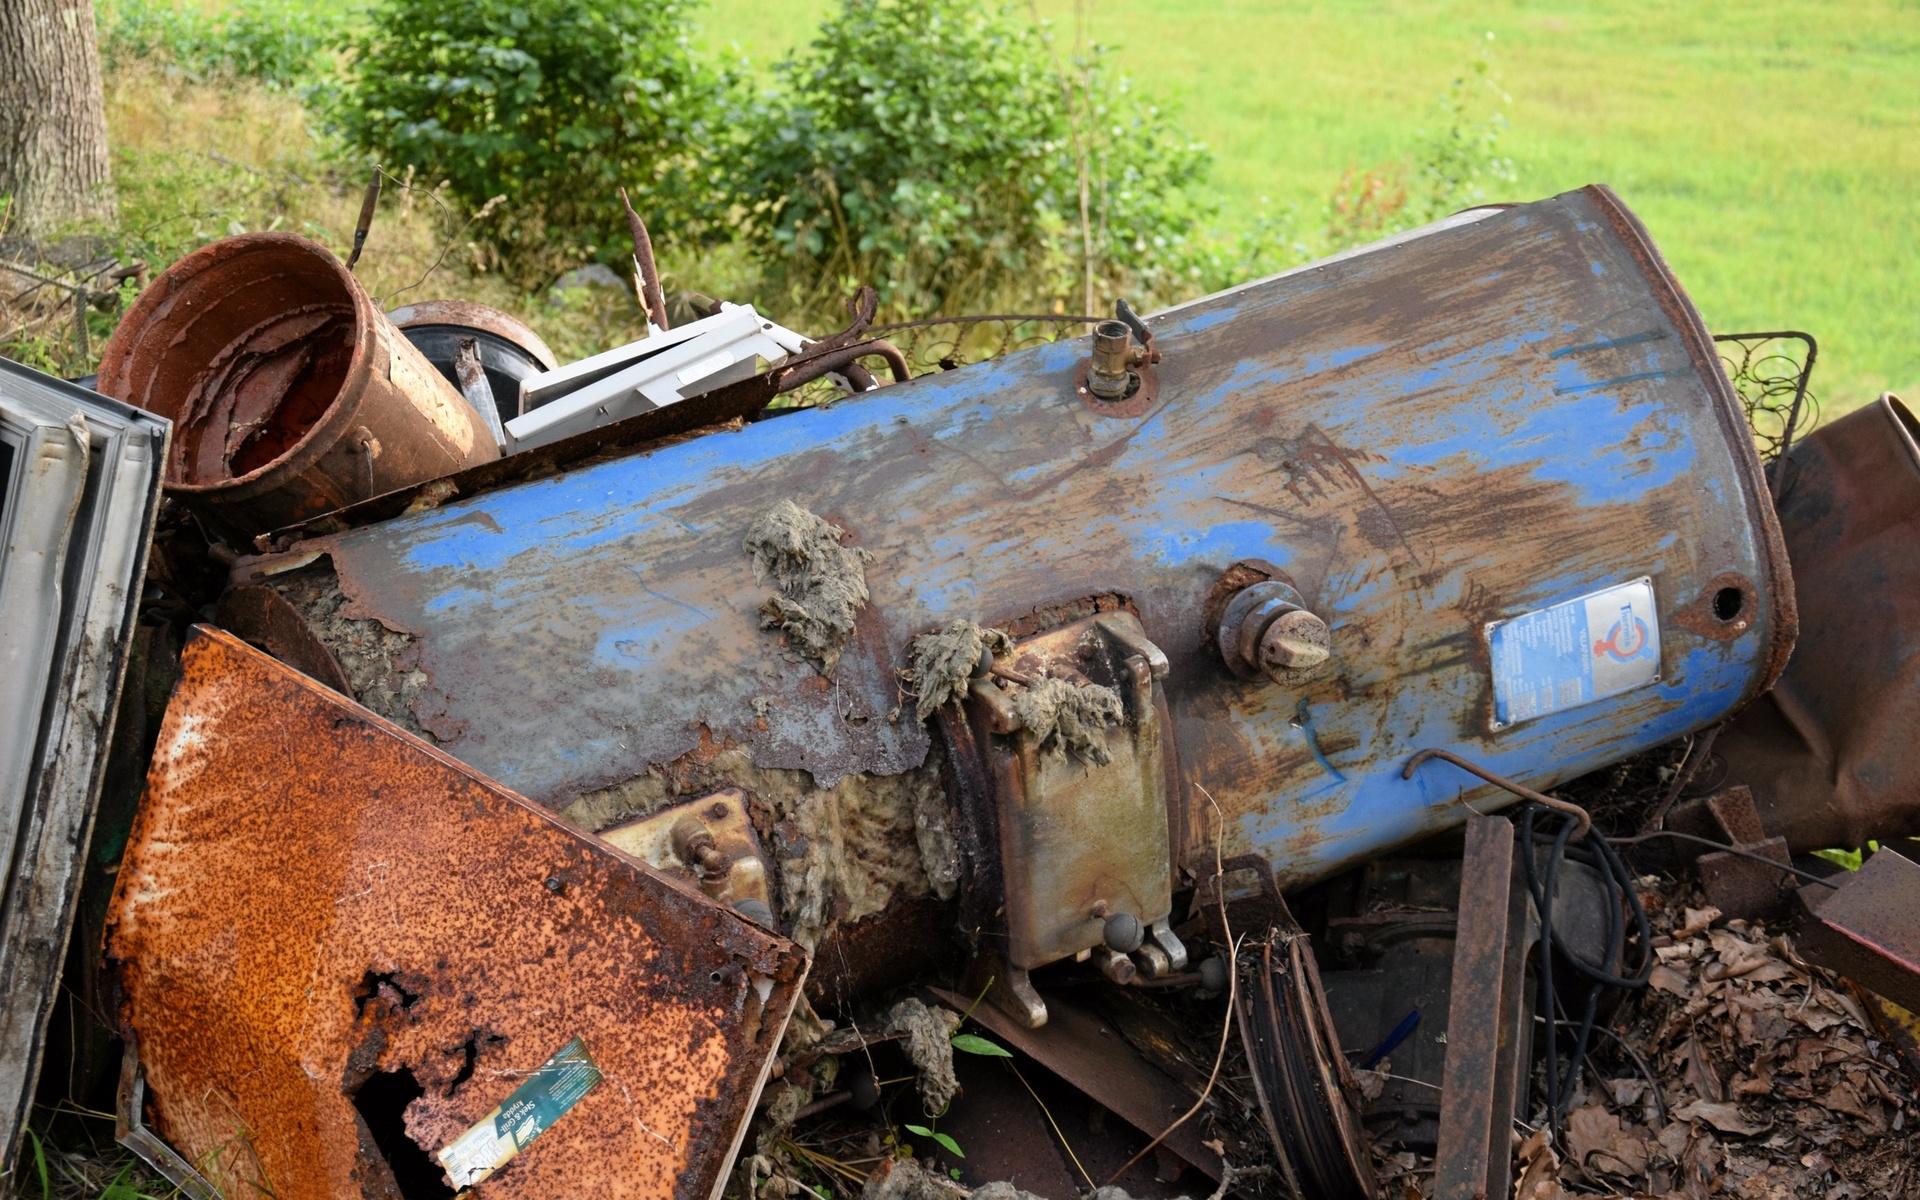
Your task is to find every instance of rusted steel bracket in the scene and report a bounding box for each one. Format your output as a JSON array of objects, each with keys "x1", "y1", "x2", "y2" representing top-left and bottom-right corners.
[
  {"x1": 1794, "y1": 848, "x2": 1920, "y2": 1014},
  {"x1": 1432, "y1": 815, "x2": 1533, "y2": 1200},
  {"x1": 927, "y1": 985, "x2": 1222, "y2": 1182},
  {"x1": 951, "y1": 611, "x2": 1184, "y2": 1027},
  {"x1": 1665, "y1": 785, "x2": 1797, "y2": 919}
]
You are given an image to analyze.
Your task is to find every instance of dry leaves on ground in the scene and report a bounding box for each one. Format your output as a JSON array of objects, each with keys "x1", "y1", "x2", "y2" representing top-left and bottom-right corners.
[{"x1": 1542, "y1": 886, "x2": 1918, "y2": 1199}]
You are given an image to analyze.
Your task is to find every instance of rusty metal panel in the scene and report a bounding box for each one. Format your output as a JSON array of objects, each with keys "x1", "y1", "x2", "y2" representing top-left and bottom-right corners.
[
  {"x1": 1794, "y1": 849, "x2": 1920, "y2": 1015},
  {"x1": 238, "y1": 186, "x2": 1791, "y2": 893},
  {"x1": 104, "y1": 627, "x2": 807, "y2": 1200},
  {"x1": 1719, "y1": 394, "x2": 1920, "y2": 850},
  {"x1": 1431, "y1": 816, "x2": 1531, "y2": 1200}
]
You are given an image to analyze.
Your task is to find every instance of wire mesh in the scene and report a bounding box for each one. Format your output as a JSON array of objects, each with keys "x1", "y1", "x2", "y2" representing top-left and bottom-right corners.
[{"x1": 1713, "y1": 331, "x2": 1818, "y2": 467}]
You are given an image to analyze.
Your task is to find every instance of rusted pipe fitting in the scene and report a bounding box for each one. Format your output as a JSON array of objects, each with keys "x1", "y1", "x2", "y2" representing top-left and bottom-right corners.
[
  {"x1": 669, "y1": 814, "x2": 730, "y2": 881},
  {"x1": 1095, "y1": 947, "x2": 1138, "y2": 985},
  {"x1": 97, "y1": 233, "x2": 499, "y2": 538},
  {"x1": 1217, "y1": 579, "x2": 1333, "y2": 686},
  {"x1": 1087, "y1": 319, "x2": 1135, "y2": 400}
]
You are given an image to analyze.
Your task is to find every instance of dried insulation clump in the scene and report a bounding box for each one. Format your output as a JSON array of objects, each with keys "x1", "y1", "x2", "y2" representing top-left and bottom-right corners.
[
  {"x1": 1011, "y1": 676, "x2": 1124, "y2": 765},
  {"x1": 744, "y1": 500, "x2": 874, "y2": 673},
  {"x1": 861, "y1": 1161, "x2": 1047, "y2": 1200},
  {"x1": 901, "y1": 619, "x2": 1013, "y2": 722},
  {"x1": 884, "y1": 998, "x2": 963, "y2": 1116}
]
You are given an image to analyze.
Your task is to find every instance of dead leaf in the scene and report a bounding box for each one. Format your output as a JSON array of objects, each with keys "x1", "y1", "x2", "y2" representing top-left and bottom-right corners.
[
  {"x1": 1796, "y1": 1007, "x2": 1849, "y2": 1034},
  {"x1": 1675, "y1": 1099, "x2": 1769, "y2": 1136},
  {"x1": 1567, "y1": 1103, "x2": 1620, "y2": 1165},
  {"x1": 1684, "y1": 1035, "x2": 1726, "y2": 1102},
  {"x1": 1610, "y1": 1076, "x2": 1651, "y2": 1108},
  {"x1": 1513, "y1": 1126, "x2": 1563, "y2": 1200},
  {"x1": 1819, "y1": 1082, "x2": 1884, "y2": 1131},
  {"x1": 1710, "y1": 928, "x2": 1766, "y2": 963},
  {"x1": 1679, "y1": 906, "x2": 1723, "y2": 937},
  {"x1": 1352, "y1": 1067, "x2": 1387, "y2": 1103},
  {"x1": 1651, "y1": 963, "x2": 1691, "y2": 995}
]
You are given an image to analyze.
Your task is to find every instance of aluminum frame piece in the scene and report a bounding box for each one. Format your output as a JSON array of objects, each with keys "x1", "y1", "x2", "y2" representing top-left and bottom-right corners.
[
  {"x1": 104, "y1": 628, "x2": 807, "y2": 1200},
  {"x1": 0, "y1": 359, "x2": 167, "y2": 1167},
  {"x1": 238, "y1": 186, "x2": 1791, "y2": 893}
]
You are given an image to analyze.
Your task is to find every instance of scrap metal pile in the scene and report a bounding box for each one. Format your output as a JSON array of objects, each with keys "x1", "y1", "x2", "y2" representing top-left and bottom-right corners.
[{"x1": 3, "y1": 184, "x2": 1916, "y2": 1200}]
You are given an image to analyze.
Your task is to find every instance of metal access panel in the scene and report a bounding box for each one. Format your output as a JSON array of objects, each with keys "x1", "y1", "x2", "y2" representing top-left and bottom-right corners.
[
  {"x1": 0, "y1": 359, "x2": 167, "y2": 1167},
  {"x1": 105, "y1": 628, "x2": 808, "y2": 1200}
]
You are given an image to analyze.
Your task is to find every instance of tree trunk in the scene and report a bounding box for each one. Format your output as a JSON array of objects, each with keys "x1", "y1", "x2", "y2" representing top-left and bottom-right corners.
[{"x1": 0, "y1": 0, "x2": 115, "y2": 239}]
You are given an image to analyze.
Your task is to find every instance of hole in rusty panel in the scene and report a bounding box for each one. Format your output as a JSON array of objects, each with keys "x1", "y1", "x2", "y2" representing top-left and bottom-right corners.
[
  {"x1": 353, "y1": 970, "x2": 421, "y2": 1018},
  {"x1": 1712, "y1": 586, "x2": 1745, "y2": 622},
  {"x1": 348, "y1": 1067, "x2": 454, "y2": 1200},
  {"x1": 443, "y1": 1037, "x2": 477, "y2": 1098}
]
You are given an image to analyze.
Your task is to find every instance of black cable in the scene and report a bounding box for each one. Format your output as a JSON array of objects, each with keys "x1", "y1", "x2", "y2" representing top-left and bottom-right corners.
[
  {"x1": 1610, "y1": 830, "x2": 1841, "y2": 889},
  {"x1": 1515, "y1": 801, "x2": 1656, "y2": 1145}
]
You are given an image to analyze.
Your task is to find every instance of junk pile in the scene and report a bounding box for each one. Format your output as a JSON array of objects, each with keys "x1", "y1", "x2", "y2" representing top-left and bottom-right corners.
[{"x1": 2, "y1": 184, "x2": 1915, "y2": 1200}]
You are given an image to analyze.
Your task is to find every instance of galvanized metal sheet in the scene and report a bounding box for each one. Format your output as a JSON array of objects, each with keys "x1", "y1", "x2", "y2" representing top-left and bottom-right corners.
[
  {"x1": 105, "y1": 627, "x2": 807, "y2": 1200},
  {"x1": 242, "y1": 186, "x2": 1791, "y2": 891}
]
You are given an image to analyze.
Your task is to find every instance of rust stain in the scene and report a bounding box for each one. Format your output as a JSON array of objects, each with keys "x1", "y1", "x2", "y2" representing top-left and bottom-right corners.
[{"x1": 105, "y1": 628, "x2": 806, "y2": 1200}]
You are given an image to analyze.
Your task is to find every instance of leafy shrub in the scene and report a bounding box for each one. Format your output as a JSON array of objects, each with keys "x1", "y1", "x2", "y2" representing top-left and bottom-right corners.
[
  {"x1": 97, "y1": 0, "x2": 347, "y2": 91},
  {"x1": 1406, "y1": 35, "x2": 1516, "y2": 223},
  {"x1": 330, "y1": 0, "x2": 729, "y2": 277},
  {"x1": 722, "y1": 0, "x2": 1210, "y2": 317}
]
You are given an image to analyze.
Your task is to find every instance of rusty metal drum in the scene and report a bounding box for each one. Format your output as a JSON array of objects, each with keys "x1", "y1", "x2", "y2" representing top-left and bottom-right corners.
[{"x1": 98, "y1": 233, "x2": 500, "y2": 536}]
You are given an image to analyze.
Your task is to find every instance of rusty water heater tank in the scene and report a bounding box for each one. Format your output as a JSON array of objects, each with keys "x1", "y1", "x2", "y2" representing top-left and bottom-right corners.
[{"x1": 226, "y1": 186, "x2": 1792, "y2": 1016}]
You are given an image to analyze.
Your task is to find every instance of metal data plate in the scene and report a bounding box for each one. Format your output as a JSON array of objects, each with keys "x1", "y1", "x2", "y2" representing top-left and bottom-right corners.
[
  {"x1": 105, "y1": 628, "x2": 807, "y2": 1200},
  {"x1": 1486, "y1": 578, "x2": 1661, "y2": 730}
]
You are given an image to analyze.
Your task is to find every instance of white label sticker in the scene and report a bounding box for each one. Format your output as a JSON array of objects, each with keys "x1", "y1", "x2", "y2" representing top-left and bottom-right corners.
[{"x1": 1486, "y1": 578, "x2": 1661, "y2": 730}]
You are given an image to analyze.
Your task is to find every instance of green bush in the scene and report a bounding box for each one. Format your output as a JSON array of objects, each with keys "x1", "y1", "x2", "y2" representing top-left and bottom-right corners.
[
  {"x1": 722, "y1": 0, "x2": 1210, "y2": 317},
  {"x1": 98, "y1": 0, "x2": 347, "y2": 91},
  {"x1": 330, "y1": 0, "x2": 728, "y2": 277},
  {"x1": 1407, "y1": 35, "x2": 1516, "y2": 224}
]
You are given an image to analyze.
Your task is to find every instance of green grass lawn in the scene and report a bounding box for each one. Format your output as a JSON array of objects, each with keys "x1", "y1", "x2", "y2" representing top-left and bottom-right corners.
[{"x1": 700, "y1": 0, "x2": 1920, "y2": 409}]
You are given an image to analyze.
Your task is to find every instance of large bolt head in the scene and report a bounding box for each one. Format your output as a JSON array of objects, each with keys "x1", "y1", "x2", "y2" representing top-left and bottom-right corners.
[{"x1": 1259, "y1": 608, "x2": 1331, "y2": 683}]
